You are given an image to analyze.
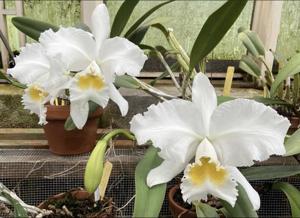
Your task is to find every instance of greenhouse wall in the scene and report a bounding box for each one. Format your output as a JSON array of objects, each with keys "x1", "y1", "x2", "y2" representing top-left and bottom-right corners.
[{"x1": 3, "y1": 0, "x2": 300, "y2": 61}]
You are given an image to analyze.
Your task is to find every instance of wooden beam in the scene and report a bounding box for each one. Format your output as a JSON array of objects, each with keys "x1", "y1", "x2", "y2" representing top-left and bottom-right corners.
[
  {"x1": 15, "y1": 0, "x2": 25, "y2": 47},
  {"x1": 251, "y1": 1, "x2": 283, "y2": 71},
  {"x1": 0, "y1": 0, "x2": 9, "y2": 71},
  {"x1": 0, "y1": 9, "x2": 16, "y2": 15},
  {"x1": 80, "y1": 0, "x2": 102, "y2": 27}
]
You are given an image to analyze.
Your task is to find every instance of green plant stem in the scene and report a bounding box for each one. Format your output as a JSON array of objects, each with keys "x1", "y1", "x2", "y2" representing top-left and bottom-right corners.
[
  {"x1": 155, "y1": 51, "x2": 181, "y2": 92},
  {"x1": 293, "y1": 74, "x2": 300, "y2": 106},
  {"x1": 258, "y1": 56, "x2": 275, "y2": 85},
  {"x1": 133, "y1": 77, "x2": 176, "y2": 100},
  {"x1": 102, "y1": 129, "x2": 135, "y2": 143}
]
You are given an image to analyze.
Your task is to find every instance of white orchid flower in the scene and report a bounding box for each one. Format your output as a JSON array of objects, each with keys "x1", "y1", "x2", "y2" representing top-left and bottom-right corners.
[
  {"x1": 39, "y1": 3, "x2": 147, "y2": 129},
  {"x1": 130, "y1": 73, "x2": 290, "y2": 210},
  {"x1": 7, "y1": 43, "x2": 70, "y2": 124}
]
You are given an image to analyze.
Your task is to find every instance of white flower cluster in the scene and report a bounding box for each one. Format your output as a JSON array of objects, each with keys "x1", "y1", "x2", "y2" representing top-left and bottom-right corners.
[{"x1": 8, "y1": 4, "x2": 147, "y2": 129}]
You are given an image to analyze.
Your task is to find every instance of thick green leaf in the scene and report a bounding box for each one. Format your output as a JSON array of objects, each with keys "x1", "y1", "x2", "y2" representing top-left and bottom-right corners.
[
  {"x1": 241, "y1": 165, "x2": 300, "y2": 181},
  {"x1": 217, "y1": 95, "x2": 235, "y2": 105},
  {"x1": 273, "y1": 182, "x2": 300, "y2": 217},
  {"x1": 190, "y1": 0, "x2": 248, "y2": 70},
  {"x1": 195, "y1": 202, "x2": 219, "y2": 218},
  {"x1": 0, "y1": 70, "x2": 26, "y2": 89},
  {"x1": 127, "y1": 17, "x2": 170, "y2": 45},
  {"x1": 221, "y1": 183, "x2": 258, "y2": 217},
  {"x1": 285, "y1": 128, "x2": 300, "y2": 156},
  {"x1": 12, "y1": 17, "x2": 58, "y2": 41},
  {"x1": 124, "y1": 0, "x2": 174, "y2": 38},
  {"x1": 1, "y1": 192, "x2": 28, "y2": 218},
  {"x1": 110, "y1": 0, "x2": 139, "y2": 37},
  {"x1": 252, "y1": 96, "x2": 291, "y2": 106},
  {"x1": 270, "y1": 53, "x2": 300, "y2": 96},
  {"x1": 114, "y1": 75, "x2": 140, "y2": 89},
  {"x1": 239, "y1": 55, "x2": 261, "y2": 77},
  {"x1": 133, "y1": 146, "x2": 166, "y2": 217},
  {"x1": 238, "y1": 27, "x2": 265, "y2": 57}
]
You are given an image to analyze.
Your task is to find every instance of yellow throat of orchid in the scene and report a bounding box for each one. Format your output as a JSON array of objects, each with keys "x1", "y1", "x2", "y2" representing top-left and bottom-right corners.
[
  {"x1": 78, "y1": 74, "x2": 105, "y2": 90},
  {"x1": 188, "y1": 157, "x2": 227, "y2": 186},
  {"x1": 28, "y1": 85, "x2": 48, "y2": 102}
]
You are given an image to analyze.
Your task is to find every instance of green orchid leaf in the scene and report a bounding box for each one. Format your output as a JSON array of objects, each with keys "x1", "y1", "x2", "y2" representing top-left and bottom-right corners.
[
  {"x1": 217, "y1": 96, "x2": 235, "y2": 105},
  {"x1": 0, "y1": 70, "x2": 26, "y2": 89},
  {"x1": 1, "y1": 192, "x2": 28, "y2": 218},
  {"x1": 74, "y1": 23, "x2": 91, "y2": 32},
  {"x1": 84, "y1": 139, "x2": 108, "y2": 193},
  {"x1": 239, "y1": 55, "x2": 261, "y2": 77},
  {"x1": 238, "y1": 27, "x2": 265, "y2": 57},
  {"x1": 221, "y1": 183, "x2": 258, "y2": 217},
  {"x1": 270, "y1": 53, "x2": 300, "y2": 96},
  {"x1": 195, "y1": 202, "x2": 219, "y2": 218},
  {"x1": 285, "y1": 128, "x2": 300, "y2": 156},
  {"x1": 0, "y1": 70, "x2": 8, "y2": 80},
  {"x1": 252, "y1": 96, "x2": 291, "y2": 106},
  {"x1": 133, "y1": 146, "x2": 166, "y2": 217},
  {"x1": 12, "y1": 17, "x2": 58, "y2": 41},
  {"x1": 190, "y1": 0, "x2": 248, "y2": 71},
  {"x1": 273, "y1": 182, "x2": 300, "y2": 217},
  {"x1": 64, "y1": 116, "x2": 77, "y2": 131},
  {"x1": 127, "y1": 17, "x2": 170, "y2": 45},
  {"x1": 110, "y1": 0, "x2": 139, "y2": 37},
  {"x1": 124, "y1": 0, "x2": 174, "y2": 38},
  {"x1": 241, "y1": 165, "x2": 300, "y2": 181},
  {"x1": 114, "y1": 75, "x2": 140, "y2": 89}
]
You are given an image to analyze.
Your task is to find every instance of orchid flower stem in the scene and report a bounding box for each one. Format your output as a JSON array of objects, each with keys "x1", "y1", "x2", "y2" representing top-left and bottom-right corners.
[
  {"x1": 258, "y1": 56, "x2": 274, "y2": 84},
  {"x1": 101, "y1": 129, "x2": 136, "y2": 145},
  {"x1": 167, "y1": 29, "x2": 190, "y2": 66},
  {"x1": 155, "y1": 50, "x2": 182, "y2": 92},
  {"x1": 133, "y1": 77, "x2": 177, "y2": 100}
]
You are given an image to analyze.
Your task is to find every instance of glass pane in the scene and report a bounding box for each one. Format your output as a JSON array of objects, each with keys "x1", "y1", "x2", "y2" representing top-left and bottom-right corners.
[{"x1": 106, "y1": 0, "x2": 254, "y2": 60}]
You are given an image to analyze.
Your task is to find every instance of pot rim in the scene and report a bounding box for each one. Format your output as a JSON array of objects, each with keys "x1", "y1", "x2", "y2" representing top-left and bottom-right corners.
[
  {"x1": 45, "y1": 104, "x2": 103, "y2": 120},
  {"x1": 37, "y1": 188, "x2": 93, "y2": 209},
  {"x1": 168, "y1": 185, "x2": 194, "y2": 213}
]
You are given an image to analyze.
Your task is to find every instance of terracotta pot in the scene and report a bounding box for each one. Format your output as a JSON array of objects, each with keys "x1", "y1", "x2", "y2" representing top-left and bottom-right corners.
[
  {"x1": 43, "y1": 105, "x2": 103, "y2": 155},
  {"x1": 38, "y1": 188, "x2": 115, "y2": 218},
  {"x1": 168, "y1": 185, "x2": 196, "y2": 218},
  {"x1": 288, "y1": 116, "x2": 300, "y2": 134},
  {"x1": 38, "y1": 188, "x2": 93, "y2": 209}
]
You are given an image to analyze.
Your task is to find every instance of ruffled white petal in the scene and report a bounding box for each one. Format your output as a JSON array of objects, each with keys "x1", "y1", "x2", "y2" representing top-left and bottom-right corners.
[
  {"x1": 7, "y1": 43, "x2": 50, "y2": 85},
  {"x1": 41, "y1": 56, "x2": 71, "y2": 101},
  {"x1": 98, "y1": 37, "x2": 147, "y2": 76},
  {"x1": 40, "y1": 28, "x2": 96, "y2": 72},
  {"x1": 147, "y1": 160, "x2": 187, "y2": 187},
  {"x1": 130, "y1": 99, "x2": 204, "y2": 162},
  {"x1": 209, "y1": 99, "x2": 290, "y2": 166},
  {"x1": 69, "y1": 62, "x2": 110, "y2": 129},
  {"x1": 192, "y1": 73, "x2": 217, "y2": 135},
  {"x1": 90, "y1": 3, "x2": 110, "y2": 53},
  {"x1": 22, "y1": 86, "x2": 48, "y2": 125},
  {"x1": 70, "y1": 99, "x2": 89, "y2": 129},
  {"x1": 108, "y1": 84, "x2": 128, "y2": 116},
  {"x1": 181, "y1": 163, "x2": 238, "y2": 206},
  {"x1": 228, "y1": 167, "x2": 260, "y2": 210}
]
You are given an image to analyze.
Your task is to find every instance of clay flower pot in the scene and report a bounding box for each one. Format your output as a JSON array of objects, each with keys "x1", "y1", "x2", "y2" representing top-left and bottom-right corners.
[
  {"x1": 43, "y1": 105, "x2": 103, "y2": 155},
  {"x1": 38, "y1": 188, "x2": 114, "y2": 217},
  {"x1": 288, "y1": 116, "x2": 300, "y2": 133},
  {"x1": 168, "y1": 185, "x2": 196, "y2": 218}
]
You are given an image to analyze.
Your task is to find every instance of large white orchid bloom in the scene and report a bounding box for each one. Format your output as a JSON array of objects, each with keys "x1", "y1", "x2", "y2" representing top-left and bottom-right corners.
[
  {"x1": 7, "y1": 43, "x2": 70, "y2": 124},
  {"x1": 130, "y1": 73, "x2": 290, "y2": 210},
  {"x1": 39, "y1": 3, "x2": 147, "y2": 129}
]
